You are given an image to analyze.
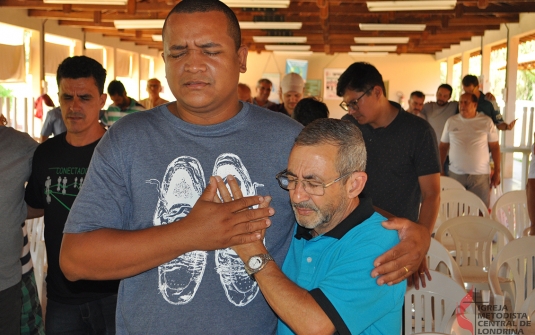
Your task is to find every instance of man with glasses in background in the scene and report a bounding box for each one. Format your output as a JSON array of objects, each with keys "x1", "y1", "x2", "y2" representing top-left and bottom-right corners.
[
  {"x1": 339, "y1": 62, "x2": 441, "y2": 288},
  {"x1": 216, "y1": 119, "x2": 405, "y2": 334}
]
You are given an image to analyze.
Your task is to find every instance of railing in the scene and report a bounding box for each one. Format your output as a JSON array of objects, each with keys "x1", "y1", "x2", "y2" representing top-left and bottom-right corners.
[
  {"x1": 500, "y1": 100, "x2": 535, "y2": 188},
  {"x1": 0, "y1": 97, "x2": 44, "y2": 140}
]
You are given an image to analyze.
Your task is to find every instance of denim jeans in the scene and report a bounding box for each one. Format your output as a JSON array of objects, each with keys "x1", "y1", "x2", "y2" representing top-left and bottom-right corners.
[{"x1": 45, "y1": 294, "x2": 117, "y2": 335}]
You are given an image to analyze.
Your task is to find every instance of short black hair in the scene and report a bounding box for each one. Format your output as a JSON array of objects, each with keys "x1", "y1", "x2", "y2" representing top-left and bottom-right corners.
[
  {"x1": 438, "y1": 83, "x2": 453, "y2": 96},
  {"x1": 163, "y1": 0, "x2": 241, "y2": 51},
  {"x1": 293, "y1": 97, "x2": 329, "y2": 126},
  {"x1": 336, "y1": 62, "x2": 386, "y2": 97},
  {"x1": 56, "y1": 56, "x2": 107, "y2": 94},
  {"x1": 107, "y1": 80, "x2": 126, "y2": 96},
  {"x1": 462, "y1": 75, "x2": 479, "y2": 87},
  {"x1": 410, "y1": 91, "x2": 425, "y2": 99}
]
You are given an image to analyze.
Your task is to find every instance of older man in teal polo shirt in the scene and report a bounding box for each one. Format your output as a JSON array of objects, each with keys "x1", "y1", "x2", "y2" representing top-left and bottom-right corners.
[{"x1": 217, "y1": 118, "x2": 405, "y2": 335}]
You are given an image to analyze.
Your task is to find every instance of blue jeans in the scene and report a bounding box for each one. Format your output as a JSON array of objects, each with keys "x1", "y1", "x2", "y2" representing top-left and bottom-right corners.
[{"x1": 45, "y1": 294, "x2": 117, "y2": 335}]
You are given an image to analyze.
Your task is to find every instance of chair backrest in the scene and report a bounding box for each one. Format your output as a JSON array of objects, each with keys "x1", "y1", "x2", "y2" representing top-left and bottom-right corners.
[
  {"x1": 435, "y1": 189, "x2": 488, "y2": 234},
  {"x1": 491, "y1": 190, "x2": 531, "y2": 239},
  {"x1": 25, "y1": 217, "x2": 47, "y2": 306},
  {"x1": 488, "y1": 236, "x2": 535, "y2": 314},
  {"x1": 440, "y1": 176, "x2": 466, "y2": 191},
  {"x1": 435, "y1": 217, "x2": 514, "y2": 273},
  {"x1": 405, "y1": 270, "x2": 472, "y2": 334},
  {"x1": 427, "y1": 238, "x2": 464, "y2": 287}
]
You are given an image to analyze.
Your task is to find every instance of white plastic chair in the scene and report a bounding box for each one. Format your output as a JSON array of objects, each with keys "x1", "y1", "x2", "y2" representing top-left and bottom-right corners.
[
  {"x1": 518, "y1": 290, "x2": 535, "y2": 334},
  {"x1": 434, "y1": 189, "x2": 488, "y2": 235},
  {"x1": 435, "y1": 217, "x2": 514, "y2": 292},
  {"x1": 426, "y1": 238, "x2": 464, "y2": 287},
  {"x1": 491, "y1": 190, "x2": 531, "y2": 239},
  {"x1": 26, "y1": 217, "x2": 47, "y2": 307},
  {"x1": 440, "y1": 176, "x2": 466, "y2": 191},
  {"x1": 405, "y1": 270, "x2": 473, "y2": 334},
  {"x1": 488, "y1": 236, "x2": 535, "y2": 319}
]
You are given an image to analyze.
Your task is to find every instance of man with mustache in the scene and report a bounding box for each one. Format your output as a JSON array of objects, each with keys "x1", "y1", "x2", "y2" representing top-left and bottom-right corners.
[
  {"x1": 219, "y1": 118, "x2": 405, "y2": 334},
  {"x1": 24, "y1": 56, "x2": 118, "y2": 334}
]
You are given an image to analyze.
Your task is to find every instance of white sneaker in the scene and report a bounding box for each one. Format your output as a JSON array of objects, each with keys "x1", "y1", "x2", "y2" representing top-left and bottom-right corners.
[
  {"x1": 212, "y1": 153, "x2": 260, "y2": 306},
  {"x1": 150, "y1": 156, "x2": 207, "y2": 305}
]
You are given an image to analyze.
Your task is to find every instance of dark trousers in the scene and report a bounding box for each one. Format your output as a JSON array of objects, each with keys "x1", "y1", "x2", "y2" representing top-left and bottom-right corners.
[
  {"x1": 0, "y1": 281, "x2": 22, "y2": 335},
  {"x1": 45, "y1": 294, "x2": 117, "y2": 335}
]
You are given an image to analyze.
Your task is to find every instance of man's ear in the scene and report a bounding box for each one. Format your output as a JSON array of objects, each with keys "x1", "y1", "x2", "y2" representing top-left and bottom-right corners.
[
  {"x1": 238, "y1": 45, "x2": 248, "y2": 73},
  {"x1": 99, "y1": 94, "x2": 107, "y2": 109},
  {"x1": 346, "y1": 172, "x2": 367, "y2": 199}
]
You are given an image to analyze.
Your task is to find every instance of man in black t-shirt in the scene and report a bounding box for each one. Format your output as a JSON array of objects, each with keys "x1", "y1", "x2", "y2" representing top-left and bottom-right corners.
[
  {"x1": 338, "y1": 62, "x2": 441, "y2": 289},
  {"x1": 25, "y1": 56, "x2": 118, "y2": 334}
]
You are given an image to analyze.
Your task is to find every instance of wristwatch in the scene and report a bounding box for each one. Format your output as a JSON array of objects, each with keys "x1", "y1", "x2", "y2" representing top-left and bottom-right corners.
[{"x1": 244, "y1": 253, "x2": 274, "y2": 277}]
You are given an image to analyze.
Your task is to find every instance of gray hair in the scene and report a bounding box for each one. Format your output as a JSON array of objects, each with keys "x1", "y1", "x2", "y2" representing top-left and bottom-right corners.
[{"x1": 294, "y1": 119, "x2": 367, "y2": 176}]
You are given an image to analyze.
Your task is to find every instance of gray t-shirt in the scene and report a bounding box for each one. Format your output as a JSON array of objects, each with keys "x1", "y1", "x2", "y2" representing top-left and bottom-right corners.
[
  {"x1": 65, "y1": 103, "x2": 303, "y2": 334},
  {"x1": 0, "y1": 126, "x2": 37, "y2": 290},
  {"x1": 420, "y1": 101, "x2": 458, "y2": 144}
]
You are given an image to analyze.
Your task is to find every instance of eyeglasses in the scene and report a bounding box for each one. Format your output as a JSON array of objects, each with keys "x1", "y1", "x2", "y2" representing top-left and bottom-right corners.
[
  {"x1": 339, "y1": 87, "x2": 373, "y2": 112},
  {"x1": 275, "y1": 170, "x2": 355, "y2": 196}
]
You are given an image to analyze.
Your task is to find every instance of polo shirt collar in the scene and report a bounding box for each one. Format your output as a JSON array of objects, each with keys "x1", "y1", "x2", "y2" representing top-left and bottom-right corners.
[{"x1": 294, "y1": 197, "x2": 375, "y2": 241}]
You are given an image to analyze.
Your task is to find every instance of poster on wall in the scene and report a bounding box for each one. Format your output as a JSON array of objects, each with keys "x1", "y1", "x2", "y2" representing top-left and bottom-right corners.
[
  {"x1": 305, "y1": 79, "x2": 322, "y2": 98},
  {"x1": 262, "y1": 72, "x2": 280, "y2": 103},
  {"x1": 285, "y1": 59, "x2": 308, "y2": 81},
  {"x1": 323, "y1": 68, "x2": 345, "y2": 100}
]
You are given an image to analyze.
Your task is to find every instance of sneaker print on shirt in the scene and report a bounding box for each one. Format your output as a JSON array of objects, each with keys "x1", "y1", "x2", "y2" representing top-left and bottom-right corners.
[
  {"x1": 147, "y1": 153, "x2": 264, "y2": 306},
  {"x1": 213, "y1": 153, "x2": 264, "y2": 307},
  {"x1": 147, "y1": 156, "x2": 208, "y2": 305}
]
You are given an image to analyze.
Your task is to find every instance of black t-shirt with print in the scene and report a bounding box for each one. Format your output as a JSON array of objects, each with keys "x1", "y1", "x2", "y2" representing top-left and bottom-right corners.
[
  {"x1": 342, "y1": 102, "x2": 440, "y2": 222},
  {"x1": 25, "y1": 132, "x2": 118, "y2": 304}
]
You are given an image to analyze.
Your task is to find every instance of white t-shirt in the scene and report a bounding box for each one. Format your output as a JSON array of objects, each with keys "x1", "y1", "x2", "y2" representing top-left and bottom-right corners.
[
  {"x1": 529, "y1": 143, "x2": 535, "y2": 179},
  {"x1": 441, "y1": 112, "x2": 498, "y2": 175}
]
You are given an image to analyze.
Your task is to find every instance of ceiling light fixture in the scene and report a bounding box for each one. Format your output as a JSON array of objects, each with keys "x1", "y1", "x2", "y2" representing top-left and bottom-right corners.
[
  {"x1": 253, "y1": 36, "x2": 307, "y2": 43},
  {"x1": 359, "y1": 23, "x2": 426, "y2": 31},
  {"x1": 367, "y1": 1, "x2": 456, "y2": 11},
  {"x1": 354, "y1": 37, "x2": 409, "y2": 44},
  {"x1": 114, "y1": 20, "x2": 164, "y2": 29},
  {"x1": 349, "y1": 52, "x2": 389, "y2": 57},
  {"x1": 240, "y1": 22, "x2": 302, "y2": 29},
  {"x1": 152, "y1": 35, "x2": 163, "y2": 42},
  {"x1": 264, "y1": 45, "x2": 311, "y2": 51},
  {"x1": 221, "y1": 0, "x2": 290, "y2": 8},
  {"x1": 350, "y1": 45, "x2": 397, "y2": 52},
  {"x1": 44, "y1": 0, "x2": 127, "y2": 4},
  {"x1": 273, "y1": 50, "x2": 313, "y2": 56}
]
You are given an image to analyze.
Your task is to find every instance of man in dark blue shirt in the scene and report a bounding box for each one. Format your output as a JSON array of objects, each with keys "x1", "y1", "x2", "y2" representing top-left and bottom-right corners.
[{"x1": 462, "y1": 75, "x2": 515, "y2": 131}]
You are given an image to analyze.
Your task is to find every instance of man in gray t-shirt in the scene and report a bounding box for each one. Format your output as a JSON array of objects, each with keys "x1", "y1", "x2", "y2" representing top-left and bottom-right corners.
[
  {"x1": 420, "y1": 83, "x2": 458, "y2": 145},
  {"x1": 60, "y1": 1, "x2": 431, "y2": 333},
  {"x1": 0, "y1": 114, "x2": 38, "y2": 335}
]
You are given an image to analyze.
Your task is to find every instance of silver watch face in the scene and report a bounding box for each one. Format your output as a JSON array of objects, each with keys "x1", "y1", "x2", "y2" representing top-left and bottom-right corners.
[{"x1": 248, "y1": 256, "x2": 263, "y2": 270}]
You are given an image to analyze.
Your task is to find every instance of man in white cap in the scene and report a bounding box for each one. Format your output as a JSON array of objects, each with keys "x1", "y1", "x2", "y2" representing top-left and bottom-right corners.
[{"x1": 269, "y1": 72, "x2": 304, "y2": 117}]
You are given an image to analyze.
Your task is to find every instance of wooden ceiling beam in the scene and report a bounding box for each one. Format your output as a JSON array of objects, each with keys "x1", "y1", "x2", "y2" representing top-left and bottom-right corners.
[{"x1": 59, "y1": 20, "x2": 114, "y2": 28}]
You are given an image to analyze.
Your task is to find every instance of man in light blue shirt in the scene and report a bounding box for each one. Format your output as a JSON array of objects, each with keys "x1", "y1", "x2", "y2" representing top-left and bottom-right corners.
[{"x1": 221, "y1": 119, "x2": 406, "y2": 335}]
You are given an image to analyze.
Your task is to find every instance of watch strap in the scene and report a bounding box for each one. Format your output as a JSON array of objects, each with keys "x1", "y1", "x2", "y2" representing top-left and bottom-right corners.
[{"x1": 244, "y1": 253, "x2": 274, "y2": 276}]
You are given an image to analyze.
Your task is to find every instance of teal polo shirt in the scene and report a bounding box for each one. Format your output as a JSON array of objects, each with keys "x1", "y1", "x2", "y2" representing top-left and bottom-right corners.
[{"x1": 278, "y1": 198, "x2": 406, "y2": 335}]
